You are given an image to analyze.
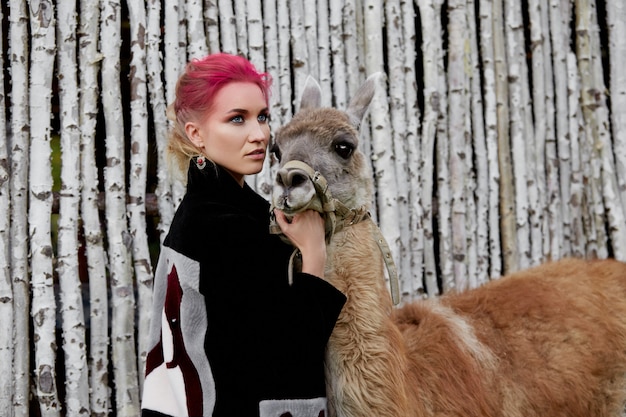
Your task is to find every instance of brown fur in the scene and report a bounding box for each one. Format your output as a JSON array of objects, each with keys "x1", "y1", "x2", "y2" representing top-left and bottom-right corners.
[{"x1": 272, "y1": 75, "x2": 626, "y2": 416}]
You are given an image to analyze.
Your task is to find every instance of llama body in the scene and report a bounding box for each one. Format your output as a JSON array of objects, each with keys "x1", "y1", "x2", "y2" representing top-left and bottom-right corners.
[{"x1": 271, "y1": 74, "x2": 626, "y2": 416}]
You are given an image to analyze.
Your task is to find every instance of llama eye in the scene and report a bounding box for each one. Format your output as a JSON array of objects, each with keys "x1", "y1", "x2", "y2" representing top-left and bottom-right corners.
[{"x1": 335, "y1": 142, "x2": 354, "y2": 159}]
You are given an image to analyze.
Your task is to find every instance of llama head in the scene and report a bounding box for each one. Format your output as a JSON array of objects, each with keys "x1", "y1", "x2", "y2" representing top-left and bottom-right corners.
[{"x1": 270, "y1": 74, "x2": 380, "y2": 222}]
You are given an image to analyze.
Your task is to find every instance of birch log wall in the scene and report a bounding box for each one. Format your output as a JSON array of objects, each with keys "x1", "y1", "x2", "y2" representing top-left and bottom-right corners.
[{"x1": 1, "y1": 0, "x2": 625, "y2": 415}]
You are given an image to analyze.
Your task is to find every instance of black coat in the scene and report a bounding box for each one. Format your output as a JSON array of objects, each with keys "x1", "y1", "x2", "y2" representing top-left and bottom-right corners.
[{"x1": 141, "y1": 161, "x2": 346, "y2": 417}]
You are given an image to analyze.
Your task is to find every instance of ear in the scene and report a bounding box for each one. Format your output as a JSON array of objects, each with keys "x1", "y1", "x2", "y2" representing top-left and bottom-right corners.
[
  {"x1": 346, "y1": 72, "x2": 383, "y2": 127},
  {"x1": 299, "y1": 76, "x2": 322, "y2": 110},
  {"x1": 184, "y1": 121, "x2": 205, "y2": 150}
]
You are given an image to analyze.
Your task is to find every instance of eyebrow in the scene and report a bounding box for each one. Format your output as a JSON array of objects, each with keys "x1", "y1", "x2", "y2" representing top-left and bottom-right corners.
[{"x1": 226, "y1": 107, "x2": 269, "y2": 114}]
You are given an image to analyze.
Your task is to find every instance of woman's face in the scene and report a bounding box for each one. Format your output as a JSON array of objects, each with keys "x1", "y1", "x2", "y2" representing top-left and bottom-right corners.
[{"x1": 185, "y1": 82, "x2": 270, "y2": 186}]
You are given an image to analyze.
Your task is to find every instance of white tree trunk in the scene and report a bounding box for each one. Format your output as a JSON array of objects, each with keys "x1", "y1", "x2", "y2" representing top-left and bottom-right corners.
[
  {"x1": 127, "y1": 0, "x2": 154, "y2": 393},
  {"x1": 186, "y1": 0, "x2": 208, "y2": 58},
  {"x1": 78, "y1": 0, "x2": 110, "y2": 413},
  {"x1": 100, "y1": 0, "x2": 140, "y2": 414},
  {"x1": 147, "y1": 0, "x2": 175, "y2": 240},
  {"x1": 477, "y1": 0, "x2": 502, "y2": 280},
  {"x1": 0, "y1": 5, "x2": 12, "y2": 414},
  {"x1": 606, "y1": 0, "x2": 626, "y2": 226},
  {"x1": 364, "y1": 0, "x2": 402, "y2": 291},
  {"x1": 447, "y1": 0, "x2": 470, "y2": 291},
  {"x1": 400, "y1": 0, "x2": 424, "y2": 297},
  {"x1": 315, "y1": 0, "x2": 333, "y2": 106},
  {"x1": 29, "y1": 2, "x2": 60, "y2": 415},
  {"x1": 493, "y1": 0, "x2": 517, "y2": 273},
  {"x1": 385, "y1": 0, "x2": 412, "y2": 294},
  {"x1": 56, "y1": 1, "x2": 90, "y2": 414},
  {"x1": 576, "y1": 0, "x2": 626, "y2": 261},
  {"x1": 329, "y1": 0, "x2": 348, "y2": 109},
  {"x1": 218, "y1": 0, "x2": 237, "y2": 54},
  {"x1": 9, "y1": 1, "x2": 31, "y2": 415},
  {"x1": 204, "y1": 0, "x2": 220, "y2": 53},
  {"x1": 416, "y1": 0, "x2": 444, "y2": 296}
]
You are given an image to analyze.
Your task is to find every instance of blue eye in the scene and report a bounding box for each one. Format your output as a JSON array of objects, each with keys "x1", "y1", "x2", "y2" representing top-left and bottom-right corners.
[
  {"x1": 231, "y1": 115, "x2": 244, "y2": 123},
  {"x1": 258, "y1": 113, "x2": 270, "y2": 123}
]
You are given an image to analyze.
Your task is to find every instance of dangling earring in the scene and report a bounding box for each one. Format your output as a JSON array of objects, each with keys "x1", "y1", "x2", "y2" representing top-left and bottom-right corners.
[{"x1": 195, "y1": 155, "x2": 207, "y2": 170}]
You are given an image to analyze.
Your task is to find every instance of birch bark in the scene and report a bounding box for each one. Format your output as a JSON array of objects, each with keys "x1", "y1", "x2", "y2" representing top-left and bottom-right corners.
[
  {"x1": 416, "y1": 0, "x2": 444, "y2": 296},
  {"x1": 467, "y1": 0, "x2": 490, "y2": 286},
  {"x1": 316, "y1": 0, "x2": 333, "y2": 106},
  {"x1": 576, "y1": 0, "x2": 626, "y2": 260},
  {"x1": 364, "y1": 0, "x2": 402, "y2": 289},
  {"x1": 233, "y1": 0, "x2": 248, "y2": 56},
  {"x1": 289, "y1": 0, "x2": 309, "y2": 107},
  {"x1": 56, "y1": 1, "x2": 90, "y2": 414},
  {"x1": 493, "y1": 0, "x2": 517, "y2": 273},
  {"x1": 330, "y1": 0, "x2": 348, "y2": 109},
  {"x1": 527, "y1": 0, "x2": 549, "y2": 264},
  {"x1": 218, "y1": 0, "x2": 237, "y2": 54},
  {"x1": 147, "y1": 0, "x2": 175, "y2": 240},
  {"x1": 567, "y1": 51, "x2": 586, "y2": 258},
  {"x1": 447, "y1": 0, "x2": 469, "y2": 290},
  {"x1": 478, "y1": 0, "x2": 502, "y2": 279},
  {"x1": 29, "y1": 1, "x2": 60, "y2": 415},
  {"x1": 0, "y1": 5, "x2": 12, "y2": 413},
  {"x1": 101, "y1": 0, "x2": 140, "y2": 413},
  {"x1": 78, "y1": 0, "x2": 110, "y2": 413},
  {"x1": 385, "y1": 0, "x2": 412, "y2": 294},
  {"x1": 186, "y1": 0, "x2": 208, "y2": 58},
  {"x1": 400, "y1": 0, "x2": 424, "y2": 297},
  {"x1": 127, "y1": 0, "x2": 153, "y2": 392},
  {"x1": 276, "y1": 0, "x2": 293, "y2": 120},
  {"x1": 549, "y1": 0, "x2": 572, "y2": 256},
  {"x1": 205, "y1": 0, "x2": 220, "y2": 53},
  {"x1": 504, "y1": 0, "x2": 531, "y2": 270},
  {"x1": 9, "y1": 1, "x2": 31, "y2": 415},
  {"x1": 606, "y1": 0, "x2": 626, "y2": 221}
]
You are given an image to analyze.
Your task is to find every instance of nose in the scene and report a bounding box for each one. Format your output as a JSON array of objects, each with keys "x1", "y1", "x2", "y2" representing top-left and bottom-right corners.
[
  {"x1": 276, "y1": 167, "x2": 309, "y2": 188},
  {"x1": 249, "y1": 121, "x2": 269, "y2": 142}
]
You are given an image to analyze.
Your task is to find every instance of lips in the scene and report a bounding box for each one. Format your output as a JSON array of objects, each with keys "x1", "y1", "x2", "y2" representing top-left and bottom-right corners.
[{"x1": 246, "y1": 149, "x2": 266, "y2": 158}]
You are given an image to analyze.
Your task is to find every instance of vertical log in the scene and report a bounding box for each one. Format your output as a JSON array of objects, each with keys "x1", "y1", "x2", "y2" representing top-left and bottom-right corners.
[
  {"x1": 467, "y1": 0, "x2": 490, "y2": 286},
  {"x1": 549, "y1": 0, "x2": 573, "y2": 256},
  {"x1": 100, "y1": 0, "x2": 140, "y2": 413},
  {"x1": 0, "y1": 4, "x2": 12, "y2": 414},
  {"x1": 56, "y1": 0, "x2": 90, "y2": 414},
  {"x1": 385, "y1": 0, "x2": 412, "y2": 294},
  {"x1": 527, "y1": 0, "x2": 550, "y2": 264},
  {"x1": 416, "y1": 0, "x2": 444, "y2": 296},
  {"x1": 127, "y1": 0, "x2": 154, "y2": 392},
  {"x1": 205, "y1": 0, "x2": 220, "y2": 53},
  {"x1": 276, "y1": 0, "x2": 293, "y2": 119},
  {"x1": 576, "y1": 0, "x2": 626, "y2": 260},
  {"x1": 147, "y1": 0, "x2": 175, "y2": 240},
  {"x1": 78, "y1": 0, "x2": 110, "y2": 413},
  {"x1": 493, "y1": 0, "x2": 517, "y2": 273},
  {"x1": 401, "y1": 0, "x2": 425, "y2": 297},
  {"x1": 447, "y1": 0, "x2": 470, "y2": 290},
  {"x1": 316, "y1": 0, "x2": 333, "y2": 106},
  {"x1": 233, "y1": 0, "x2": 248, "y2": 56},
  {"x1": 187, "y1": 0, "x2": 208, "y2": 58},
  {"x1": 364, "y1": 0, "x2": 402, "y2": 292},
  {"x1": 289, "y1": 0, "x2": 309, "y2": 106},
  {"x1": 9, "y1": 1, "x2": 31, "y2": 415},
  {"x1": 218, "y1": 0, "x2": 237, "y2": 54},
  {"x1": 329, "y1": 0, "x2": 348, "y2": 109},
  {"x1": 28, "y1": 1, "x2": 60, "y2": 415},
  {"x1": 606, "y1": 0, "x2": 626, "y2": 213},
  {"x1": 478, "y1": 0, "x2": 502, "y2": 279}
]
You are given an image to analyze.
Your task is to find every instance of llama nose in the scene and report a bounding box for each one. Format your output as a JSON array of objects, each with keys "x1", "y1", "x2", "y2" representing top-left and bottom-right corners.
[{"x1": 277, "y1": 167, "x2": 309, "y2": 188}]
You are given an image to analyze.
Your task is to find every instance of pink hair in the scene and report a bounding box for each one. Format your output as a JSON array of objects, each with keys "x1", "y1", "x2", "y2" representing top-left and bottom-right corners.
[{"x1": 173, "y1": 53, "x2": 272, "y2": 125}]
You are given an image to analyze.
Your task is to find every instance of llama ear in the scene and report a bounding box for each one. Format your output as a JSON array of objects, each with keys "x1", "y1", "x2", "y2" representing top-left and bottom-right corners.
[
  {"x1": 299, "y1": 76, "x2": 322, "y2": 110},
  {"x1": 346, "y1": 72, "x2": 384, "y2": 126}
]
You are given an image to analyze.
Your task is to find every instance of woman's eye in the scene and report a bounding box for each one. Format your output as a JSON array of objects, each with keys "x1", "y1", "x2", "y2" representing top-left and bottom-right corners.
[
  {"x1": 231, "y1": 115, "x2": 244, "y2": 124},
  {"x1": 335, "y1": 142, "x2": 354, "y2": 159},
  {"x1": 258, "y1": 113, "x2": 270, "y2": 123}
]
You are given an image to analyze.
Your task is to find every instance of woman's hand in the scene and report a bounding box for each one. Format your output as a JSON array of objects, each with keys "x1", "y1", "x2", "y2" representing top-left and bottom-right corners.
[{"x1": 274, "y1": 209, "x2": 327, "y2": 278}]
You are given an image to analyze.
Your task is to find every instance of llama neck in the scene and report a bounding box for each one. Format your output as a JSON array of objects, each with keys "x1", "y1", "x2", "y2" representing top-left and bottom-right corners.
[{"x1": 325, "y1": 221, "x2": 410, "y2": 417}]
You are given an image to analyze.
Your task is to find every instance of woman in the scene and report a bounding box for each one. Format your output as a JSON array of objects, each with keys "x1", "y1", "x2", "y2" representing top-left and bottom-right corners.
[{"x1": 141, "y1": 53, "x2": 346, "y2": 417}]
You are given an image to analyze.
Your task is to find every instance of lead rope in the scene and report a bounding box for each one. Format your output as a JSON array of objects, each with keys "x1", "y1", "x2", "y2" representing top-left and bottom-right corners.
[{"x1": 270, "y1": 160, "x2": 401, "y2": 306}]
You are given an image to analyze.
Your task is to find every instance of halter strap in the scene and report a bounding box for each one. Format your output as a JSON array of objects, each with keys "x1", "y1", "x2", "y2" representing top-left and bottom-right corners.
[{"x1": 270, "y1": 160, "x2": 401, "y2": 305}]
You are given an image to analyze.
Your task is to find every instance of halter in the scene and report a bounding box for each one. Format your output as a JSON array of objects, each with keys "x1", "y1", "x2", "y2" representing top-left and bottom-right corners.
[{"x1": 270, "y1": 160, "x2": 401, "y2": 305}]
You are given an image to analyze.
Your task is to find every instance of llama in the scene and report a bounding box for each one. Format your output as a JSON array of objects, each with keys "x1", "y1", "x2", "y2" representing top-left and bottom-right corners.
[{"x1": 270, "y1": 74, "x2": 626, "y2": 417}]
